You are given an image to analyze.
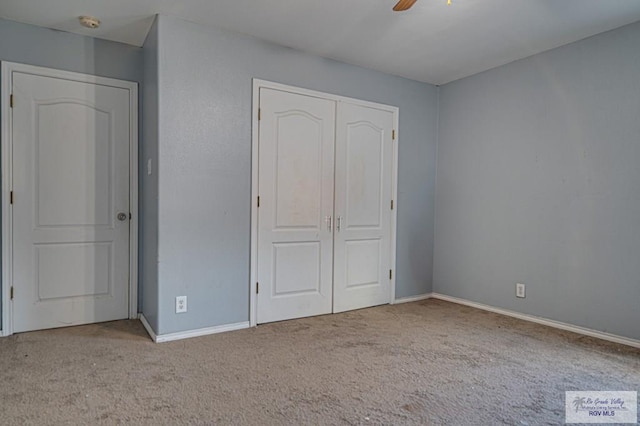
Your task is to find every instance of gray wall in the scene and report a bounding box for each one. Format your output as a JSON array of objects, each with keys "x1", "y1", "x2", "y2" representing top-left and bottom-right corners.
[
  {"x1": 0, "y1": 18, "x2": 142, "y2": 82},
  {"x1": 0, "y1": 18, "x2": 143, "y2": 331},
  {"x1": 434, "y1": 22, "x2": 640, "y2": 340},
  {"x1": 3, "y1": 14, "x2": 638, "y2": 341},
  {"x1": 141, "y1": 18, "x2": 160, "y2": 330},
  {"x1": 151, "y1": 15, "x2": 438, "y2": 335}
]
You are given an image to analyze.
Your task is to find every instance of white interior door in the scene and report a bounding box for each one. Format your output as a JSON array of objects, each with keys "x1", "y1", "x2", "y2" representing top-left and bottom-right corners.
[
  {"x1": 11, "y1": 71, "x2": 131, "y2": 333},
  {"x1": 333, "y1": 102, "x2": 394, "y2": 313},
  {"x1": 256, "y1": 88, "x2": 335, "y2": 323}
]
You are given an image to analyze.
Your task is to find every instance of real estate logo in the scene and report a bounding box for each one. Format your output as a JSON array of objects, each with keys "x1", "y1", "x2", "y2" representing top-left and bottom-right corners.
[{"x1": 565, "y1": 391, "x2": 637, "y2": 424}]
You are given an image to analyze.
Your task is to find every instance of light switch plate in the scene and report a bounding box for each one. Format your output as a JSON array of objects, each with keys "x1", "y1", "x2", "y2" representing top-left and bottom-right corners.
[{"x1": 516, "y1": 283, "x2": 526, "y2": 298}]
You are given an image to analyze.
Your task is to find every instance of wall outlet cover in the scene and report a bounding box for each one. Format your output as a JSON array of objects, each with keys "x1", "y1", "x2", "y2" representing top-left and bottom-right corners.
[
  {"x1": 516, "y1": 283, "x2": 526, "y2": 298},
  {"x1": 176, "y1": 296, "x2": 187, "y2": 313}
]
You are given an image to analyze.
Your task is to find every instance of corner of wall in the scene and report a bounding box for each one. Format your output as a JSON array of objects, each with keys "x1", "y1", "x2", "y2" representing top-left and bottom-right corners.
[
  {"x1": 140, "y1": 16, "x2": 160, "y2": 331},
  {"x1": 431, "y1": 84, "x2": 441, "y2": 294}
]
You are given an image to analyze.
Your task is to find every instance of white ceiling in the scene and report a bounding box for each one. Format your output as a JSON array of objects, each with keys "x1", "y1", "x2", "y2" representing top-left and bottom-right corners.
[{"x1": 2, "y1": 0, "x2": 640, "y2": 85}]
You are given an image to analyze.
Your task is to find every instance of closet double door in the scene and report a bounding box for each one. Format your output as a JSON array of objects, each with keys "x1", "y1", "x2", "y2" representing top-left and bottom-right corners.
[{"x1": 256, "y1": 87, "x2": 396, "y2": 324}]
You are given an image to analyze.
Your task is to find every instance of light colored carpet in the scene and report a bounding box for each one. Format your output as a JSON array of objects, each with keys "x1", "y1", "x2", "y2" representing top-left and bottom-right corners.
[{"x1": 0, "y1": 299, "x2": 638, "y2": 425}]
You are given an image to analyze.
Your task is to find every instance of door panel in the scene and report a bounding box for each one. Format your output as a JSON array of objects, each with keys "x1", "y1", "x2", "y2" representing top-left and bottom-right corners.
[
  {"x1": 257, "y1": 88, "x2": 335, "y2": 323},
  {"x1": 345, "y1": 239, "x2": 381, "y2": 289},
  {"x1": 345, "y1": 123, "x2": 384, "y2": 228},
  {"x1": 272, "y1": 242, "x2": 321, "y2": 295},
  {"x1": 36, "y1": 101, "x2": 112, "y2": 227},
  {"x1": 333, "y1": 103, "x2": 394, "y2": 313},
  {"x1": 36, "y1": 242, "x2": 112, "y2": 300},
  {"x1": 12, "y1": 71, "x2": 130, "y2": 332},
  {"x1": 273, "y1": 113, "x2": 323, "y2": 229}
]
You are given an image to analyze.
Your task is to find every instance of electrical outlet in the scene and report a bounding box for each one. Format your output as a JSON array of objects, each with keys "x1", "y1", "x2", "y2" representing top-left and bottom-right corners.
[
  {"x1": 516, "y1": 283, "x2": 526, "y2": 298},
  {"x1": 176, "y1": 296, "x2": 187, "y2": 313}
]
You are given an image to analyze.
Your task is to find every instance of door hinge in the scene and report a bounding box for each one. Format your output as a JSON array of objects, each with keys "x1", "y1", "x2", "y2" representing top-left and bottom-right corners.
[
  {"x1": 389, "y1": 270, "x2": 393, "y2": 280},
  {"x1": 258, "y1": 108, "x2": 261, "y2": 121},
  {"x1": 129, "y1": 212, "x2": 132, "y2": 220},
  {"x1": 391, "y1": 200, "x2": 394, "y2": 210},
  {"x1": 10, "y1": 191, "x2": 14, "y2": 205},
  {"x1": 256, "y1": 282, "x2": 259, "y2": 294},
  {"x1": 10, "y1": 286, "x2": 14, "y2": 300},
  {"x1": 10, "y1": 94, "x2": 14, "y2": 108},
  {"x1": 392, "y1": 129, "x2": 396, "y2": 140},
  {"x1": 257, "y1": 196, "x2": 260, "y2": 208}
]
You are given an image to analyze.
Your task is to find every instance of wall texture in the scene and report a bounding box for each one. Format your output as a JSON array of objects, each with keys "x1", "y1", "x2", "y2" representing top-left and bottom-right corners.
[
  {"x1": 434, "y1": 22, "x2": 640, "y2": 340},
  {"x1": 151, "y1": 15, "x2": 438, "y2": 334},
  {"x1": 0, "y1": 18, "x2": 143, "y2": 331}
]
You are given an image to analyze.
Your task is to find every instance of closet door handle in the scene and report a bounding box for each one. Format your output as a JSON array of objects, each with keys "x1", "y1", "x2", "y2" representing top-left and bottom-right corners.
[
  {"x1": 325, "y1": 215, "x2": 332, "y2": 231},
  {"x1": 336, "y1": 216, "x2": 342, "y2": 232}
]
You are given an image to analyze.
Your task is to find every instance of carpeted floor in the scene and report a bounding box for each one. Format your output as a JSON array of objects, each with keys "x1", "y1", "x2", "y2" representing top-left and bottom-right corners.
[{"x1": 0, "y1": 299, "x2": 638, "y2": 425}]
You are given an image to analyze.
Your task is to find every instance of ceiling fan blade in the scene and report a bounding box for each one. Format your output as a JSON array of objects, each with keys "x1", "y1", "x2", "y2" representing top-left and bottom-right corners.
[{"x1": 393, "y1": 0, "x2": 418, "y2": 11}]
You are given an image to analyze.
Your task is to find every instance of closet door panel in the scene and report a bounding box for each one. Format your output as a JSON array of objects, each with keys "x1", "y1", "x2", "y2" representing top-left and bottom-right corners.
[
  {"x1": 256, "y1": 88, "x2": 335, "y2": 323},
  {"x1": 334, "y1": 103, "x2": 394, "y2": 313}
]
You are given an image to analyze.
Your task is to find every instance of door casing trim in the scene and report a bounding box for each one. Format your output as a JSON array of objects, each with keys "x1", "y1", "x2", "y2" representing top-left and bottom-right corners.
[
  {"x1": 1, "y1": 61, "x2": 139, "y2": 336},
  {"x1": 250, "y1": 79, "x2": 399, "y2": 327}
]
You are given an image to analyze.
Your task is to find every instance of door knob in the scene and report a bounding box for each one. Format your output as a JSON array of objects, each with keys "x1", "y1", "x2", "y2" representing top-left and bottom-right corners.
[{"x1": 117, "y1": 212, "x2": 128, "y2": 221}]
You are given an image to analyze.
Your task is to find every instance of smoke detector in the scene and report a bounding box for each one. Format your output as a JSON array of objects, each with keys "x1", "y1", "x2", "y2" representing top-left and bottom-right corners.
[{"x1": 79, "y1": 16, "x2": 101, "y2": 29}]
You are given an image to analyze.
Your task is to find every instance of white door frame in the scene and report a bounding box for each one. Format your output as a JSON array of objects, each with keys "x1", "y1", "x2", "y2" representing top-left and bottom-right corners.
[
  {"x1": 250, "y1": 79, "x2": 399, "y2": 327},
  {"x1": 1, "y1": 61, "x2": 139, "y2": 337}
]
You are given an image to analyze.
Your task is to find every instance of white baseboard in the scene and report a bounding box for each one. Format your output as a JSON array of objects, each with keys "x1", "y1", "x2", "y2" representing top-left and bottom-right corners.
[
  {"x1": 138, "y1": 313, "x2": 157, "y2": 341},
  {"x1": 139, "y1": 314, "x2": 250, "y2": 343},
  {"x1": 393, "y1": 293, "x2": 433, "y2": 304},
  {"x1": 431, "y1": 293, "x2": 640, "y2": 349}
]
